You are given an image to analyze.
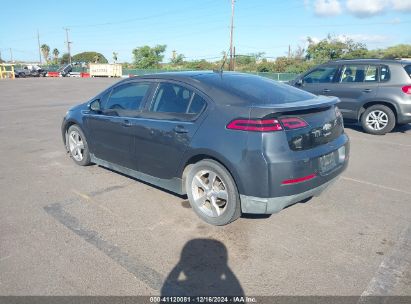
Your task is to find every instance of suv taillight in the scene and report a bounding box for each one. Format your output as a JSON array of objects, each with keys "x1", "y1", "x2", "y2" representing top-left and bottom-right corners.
[
  {"x1": 402, "y1": 86, "x2": 411, "y2": 94},
  {"x1": 227, "y1": 117, "x2": 308, "y2": 132}
]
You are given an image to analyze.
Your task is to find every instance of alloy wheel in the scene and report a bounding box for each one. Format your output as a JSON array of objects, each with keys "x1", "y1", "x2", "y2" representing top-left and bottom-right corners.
[
  {"x1": 365, "y1": 110, "x2": 389, "y2": 131},
  {"x1": 68, "y1": 130, "x2": 85, "y2": 161},
  {"x1": 191, "y1": 170, "x2": 229, "y2": 218}
]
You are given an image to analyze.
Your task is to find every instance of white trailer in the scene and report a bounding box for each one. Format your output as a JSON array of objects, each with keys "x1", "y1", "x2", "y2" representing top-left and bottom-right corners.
[{"x1": 89, "y1": 63, "x2": 122, "y2": 77}]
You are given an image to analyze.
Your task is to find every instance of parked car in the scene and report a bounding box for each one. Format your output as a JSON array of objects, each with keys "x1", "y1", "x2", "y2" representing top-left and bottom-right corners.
[
  {"x1": 58, "y1": 64, "x2": 73, "y2": 77},
  {"x1": 15, "y1": 64, "x2": 47, "y2": 78},
  {"x1": 289, "y1": 59, "x2": 411, "y2": 135},
  {"x1": 62, "y1": 72, "x2": 349, "y2": 225}
]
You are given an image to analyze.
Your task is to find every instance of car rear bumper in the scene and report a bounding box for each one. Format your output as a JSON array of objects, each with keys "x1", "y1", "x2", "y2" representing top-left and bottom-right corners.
[{"x1": 240, "y1": 176, "x2": 338, "y2": 214}]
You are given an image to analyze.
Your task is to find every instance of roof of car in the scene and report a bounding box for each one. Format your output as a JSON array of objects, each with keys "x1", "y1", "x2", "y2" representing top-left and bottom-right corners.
[
  {"x1": 328, "y1": 58, "x2": 411, "y2": 65},
  {"x1": 126, "y1": 71, "x2": 270, "y2": 89}
]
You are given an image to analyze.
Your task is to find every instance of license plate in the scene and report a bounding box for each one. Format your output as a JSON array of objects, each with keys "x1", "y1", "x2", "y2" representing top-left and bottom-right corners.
[{"x1": 319, "y1": 152, "x2": 337, "y2": 173}]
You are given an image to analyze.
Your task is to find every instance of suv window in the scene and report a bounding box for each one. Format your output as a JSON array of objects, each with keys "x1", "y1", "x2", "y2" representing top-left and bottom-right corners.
[
  {"x1": 303, "y1": 66, "x2": 338, "y2": 83},
  {"x1": 364, "y1": 65, "x2": 378, "y2": 82},
  {"x1": 404, "y1": 65, "x2": 411, "y2": 79},
  {"x1": 150, "y1": 83, "x2": 193, "y2": 113},
  {"x1": 104, "y1": 82, "x2": 150, "y2": 111},
  {"x1": 340, "y1": 65, "x2": 376, "y2": 83},
  {"x1": 380, "y1": 65, "x2": 390, "y2": 82}
]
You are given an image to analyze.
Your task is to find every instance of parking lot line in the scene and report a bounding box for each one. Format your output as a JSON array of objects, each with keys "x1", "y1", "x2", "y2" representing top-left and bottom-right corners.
[
  {"x1": 71, "y1": 189, "x2": 124, "y2": 220},
  {"x1": 44, "y1": 201, "x2": 165, "y2": 291},
  {"x1": 359, "y1": 223, "x2": 411, "y2": 298},
  {"x1": 341, "y1": 176, "x2": 411, "y2": 196}
]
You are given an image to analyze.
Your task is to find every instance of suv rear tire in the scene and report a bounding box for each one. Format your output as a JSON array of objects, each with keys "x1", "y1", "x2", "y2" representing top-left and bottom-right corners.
[
  {"x1": 186, "y1": 159, "x2": 241, "y2": 226},
  {"x1": 361, "y1": 105, "x2": 395, "y2": 135}
]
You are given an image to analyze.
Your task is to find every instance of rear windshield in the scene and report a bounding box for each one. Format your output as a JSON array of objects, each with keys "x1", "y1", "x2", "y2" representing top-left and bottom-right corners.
[
  {"x1": 203, "y1": 74, "x2": 316, "y2": 104},
  {"x1": 404, "y1": 65, "x2": 411, "y2": 79}
]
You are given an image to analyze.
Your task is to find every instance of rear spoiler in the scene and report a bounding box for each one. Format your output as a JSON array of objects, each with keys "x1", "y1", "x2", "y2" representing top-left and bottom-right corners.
[{"x1": 250, "y1": 96, "x2": 340, "y2": 113}]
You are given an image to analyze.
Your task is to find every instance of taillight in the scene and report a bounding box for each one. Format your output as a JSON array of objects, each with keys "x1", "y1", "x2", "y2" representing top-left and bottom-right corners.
[
  {"x1": 227, "y1": 119, "x2": 283, "y2": 131},
  {"x1": 279, "y1": 117, "x2": 308, "y2": 130},
  {"x1": 402, "y1": 86, "x2": 411, "y2": 94}
]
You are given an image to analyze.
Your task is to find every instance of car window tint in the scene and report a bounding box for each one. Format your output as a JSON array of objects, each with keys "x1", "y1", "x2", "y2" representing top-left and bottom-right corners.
[
  {"x1": 105, "y1": 82, "x2": 149, "y2": 111},
  {"x1": 151, "y1": 83, "x2": 192, "y2": 113},
  {"x1": 403, "y1": 65, "x2": 411, "y2": 79},
  {"x1": 340, "y1": 65, "x2": 367, "y2": 83},
  {"x1": 303, "y1": 66, "x2": 338, "y2": 83},
  {"x1": 188, "y1": 94, "x2": 206, "y2": 114},
  {"x1": 364, "y1": 65, "x2": 378, "y2": 82}
]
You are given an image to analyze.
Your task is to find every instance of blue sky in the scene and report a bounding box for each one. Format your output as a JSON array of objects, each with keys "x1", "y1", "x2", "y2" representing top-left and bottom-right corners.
[{"x1": 1, "y1": 0, "x2": 411, "y2": 63}]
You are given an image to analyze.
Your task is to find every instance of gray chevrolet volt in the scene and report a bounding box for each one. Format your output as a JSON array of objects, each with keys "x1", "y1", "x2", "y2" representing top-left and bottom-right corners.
[
  {"x1": 290, "y1": 59, "x2": 411, "y2": 135},
  {"x1": 62, "y1": 72, "x2": 349, "y2": 225}
]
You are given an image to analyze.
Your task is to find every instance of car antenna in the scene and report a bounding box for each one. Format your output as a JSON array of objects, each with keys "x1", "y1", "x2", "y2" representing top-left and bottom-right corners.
[{"x1": 213, "y1": 50, "x2": 229, "y2": 74}]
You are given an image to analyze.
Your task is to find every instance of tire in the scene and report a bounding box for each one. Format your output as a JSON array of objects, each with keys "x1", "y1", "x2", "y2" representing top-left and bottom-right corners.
[
  {"x1": 19, "y1": 73, "x2": 25, "y2": 78},
  {"x1": 361, "y1": 105, "x2": 395, "y2": 135},
  {"x1": 185, "y1": 159, "x2": 241, "y2": 226},
  {"x1": 67, "y1": 125, "x2": 91, "y2": 166}
]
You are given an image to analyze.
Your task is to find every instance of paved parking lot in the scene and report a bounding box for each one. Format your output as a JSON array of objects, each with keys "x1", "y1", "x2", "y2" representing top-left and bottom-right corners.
[{"x1": 0, "y1": 78, "x2": 410, "y2": 297}]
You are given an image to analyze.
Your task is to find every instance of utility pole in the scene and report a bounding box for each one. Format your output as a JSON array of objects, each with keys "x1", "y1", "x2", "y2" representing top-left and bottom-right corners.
[
  {"x1": 229, "y1": 0, "x2": 235, "y2": 71},
  {"x1": 37, "y1": 29, "x2": 42, "y2": 64},
  {"x1": 63, "y1": 28, "x2": 72, "y2": 64},
  {"x1": 288, "y1": 45, "x2": 291, "y2": 58},
  {"x1": 10, "y1": 48, "x2": 13, "y2": 62}
]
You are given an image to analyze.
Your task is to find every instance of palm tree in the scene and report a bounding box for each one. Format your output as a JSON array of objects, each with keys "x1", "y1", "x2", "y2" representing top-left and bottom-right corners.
[
  {"x1": 52, "y1": 48, "x2": 59, "y2": 64},
  {"x1": 40, "y1": 44, "x2": 50, "y2": 64}
]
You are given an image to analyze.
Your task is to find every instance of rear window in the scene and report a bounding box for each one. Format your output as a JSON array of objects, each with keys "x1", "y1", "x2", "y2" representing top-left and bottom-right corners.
[
  {"x1": 214, "y1": 74, "x2": 316, "y2": 104},
  {"x1": 404, "y1": 65, "x2": 411, "y2": 79}
]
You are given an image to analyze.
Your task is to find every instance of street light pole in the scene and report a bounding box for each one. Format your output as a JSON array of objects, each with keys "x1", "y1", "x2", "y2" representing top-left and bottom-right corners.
[{"x1": 229, "y1": 0, "x2": 235, "y2": 71}]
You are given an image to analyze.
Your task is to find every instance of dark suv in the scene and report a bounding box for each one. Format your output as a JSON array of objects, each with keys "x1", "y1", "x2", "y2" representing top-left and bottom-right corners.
[{"x1": 290, "y1": 59, "x2": 411, "y2": 135}]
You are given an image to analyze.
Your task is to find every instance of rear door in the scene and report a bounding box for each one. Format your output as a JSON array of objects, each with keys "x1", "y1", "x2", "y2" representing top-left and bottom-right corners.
[
  {"x1": 86, "y1": 81, "x2": 152, "y2": 168},
  {"x1": 328, "y1": 64, "x2": 379, "y2": 119},
  {"x1": 133, "y1": 81, "x2": 208, "y2": 179}
]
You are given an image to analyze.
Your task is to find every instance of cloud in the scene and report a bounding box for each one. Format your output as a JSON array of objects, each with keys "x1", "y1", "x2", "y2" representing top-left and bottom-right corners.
[
  {"x1": 307, "y1": 0, "x2": 411, "y2": 18},
  {"x1": 336, "y1": 34, "x2": 390, "y2": 44},
  {"x1": 391, "y1": 0, "x2": 411, "y2": 11},
  {"x1": 346, "y1": 0, "x2": 387, "y2": 17},
  {"x1": 314, "y1": 0, "x2": 342, "y2": 16}
]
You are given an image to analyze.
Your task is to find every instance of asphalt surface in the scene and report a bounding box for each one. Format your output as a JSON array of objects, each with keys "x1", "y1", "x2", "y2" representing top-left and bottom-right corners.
[{"x1": 0, "y1": 78, "x2": 410, "y2": 297}]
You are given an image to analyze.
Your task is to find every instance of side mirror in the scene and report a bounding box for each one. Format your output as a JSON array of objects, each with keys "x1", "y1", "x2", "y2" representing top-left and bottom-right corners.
[
  {"x1": 296, "y1": 78, "x2": 304, "y2": 86},
  {"x1": 89, "y1": 99, "x2": 101, "y2": 112}
]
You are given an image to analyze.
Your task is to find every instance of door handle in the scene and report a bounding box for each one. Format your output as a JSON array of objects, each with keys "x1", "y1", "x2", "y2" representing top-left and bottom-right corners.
[
  {"x1": 323, "y1": 89, "x2": 331, "y2": 93},
  {"x1": 121, "y1": 119, "x2": 132, "y2": 127},
  {"x1": 174, "y1": 125, "x2": 188, "y2": 133},
  {"x1": 363, "y1": 89, "x2": 372, "y2": 93}
]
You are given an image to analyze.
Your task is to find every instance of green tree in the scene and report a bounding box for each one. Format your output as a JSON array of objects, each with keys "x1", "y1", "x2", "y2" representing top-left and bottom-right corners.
[
  {"x1": 306, "y1": 35, "x2": 367, "y2": 63},
  {"x1": 382, "y1": 44, "x2": 411, "y2": 59},
  {"x1": 52, "y1": 48, "x2": 60, "y2": 64},
  {"x1": 72, "y1": 52, "x2": 108, "y2": 63},
  {"x1": 170, "y1": 52, "x2": 185, "y2": 65},
  {"x1": 132, "y1": 45, "x2": 166, "y2": 68},
  {"x1": 60, "y1": 53, "x2": 70, "y2": 64},
  {"x1": 40, "y1": 44, "x2": 50, "y2": 64},
  {"x1": 183, "y1": 59, "x2": 216, "y2": 70}
]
